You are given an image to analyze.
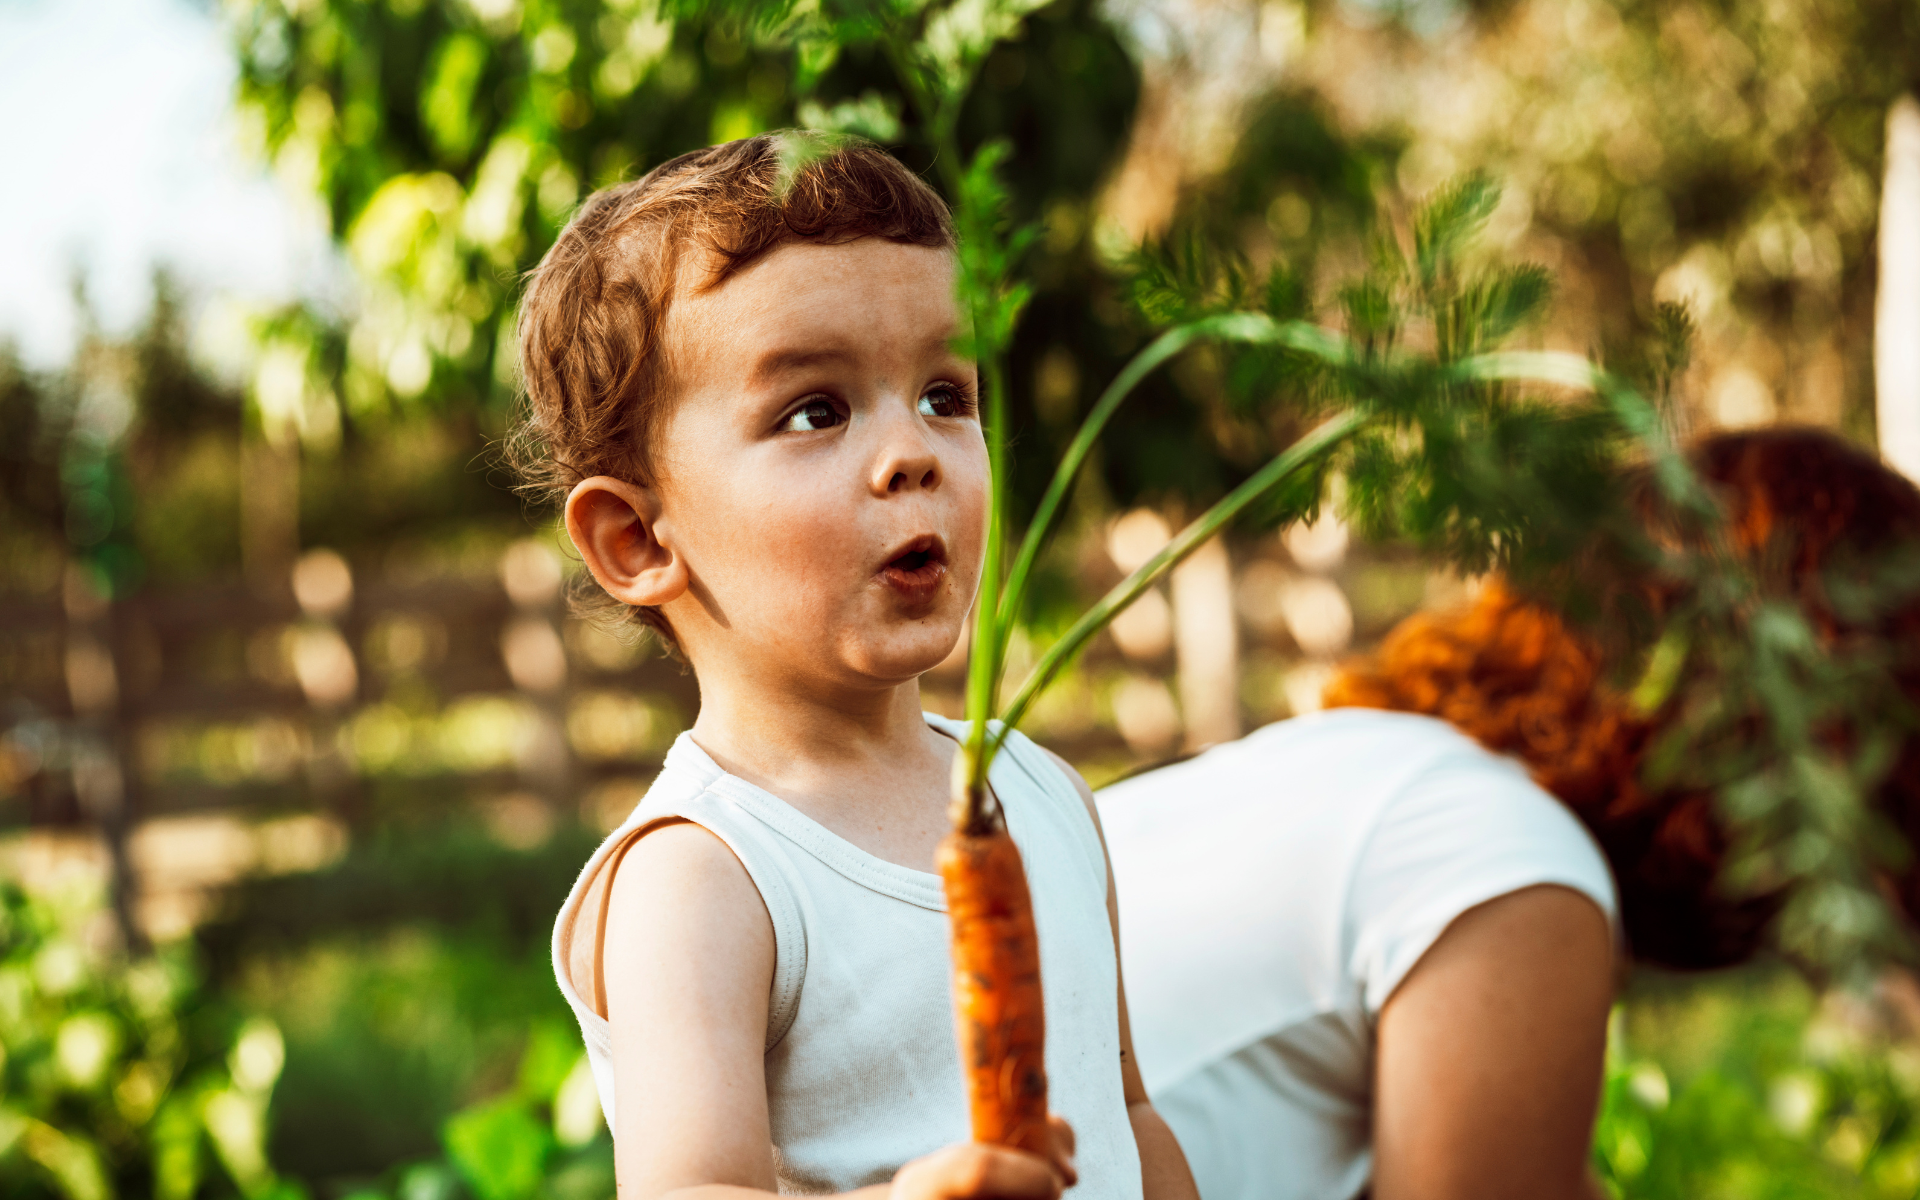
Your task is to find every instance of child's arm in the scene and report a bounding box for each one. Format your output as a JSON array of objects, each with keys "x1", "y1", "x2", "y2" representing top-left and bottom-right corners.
[
  {"x1": 1040, "y1": 749, "x2": 1202, "y2": 1200},
  {"x1": 602, "y1": 821, "x2": 1075, "y2": 1200}
]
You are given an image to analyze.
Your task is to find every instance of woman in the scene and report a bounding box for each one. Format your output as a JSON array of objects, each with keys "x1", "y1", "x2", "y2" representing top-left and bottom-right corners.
[{"x1": 1096, "y1": 427, "x2": 1920, "y2": 1200}]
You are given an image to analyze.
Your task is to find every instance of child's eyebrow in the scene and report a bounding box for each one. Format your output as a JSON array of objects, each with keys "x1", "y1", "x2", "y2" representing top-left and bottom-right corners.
[
  {"x1": 747, "y1": 332, "x2": 971, "y2": 388},
  {"x1": 748, "y1": 345, "x2": 840, "y2": 374},
  {"x1": 750, "y1": 347, "x2": 853, "y2": 383}
]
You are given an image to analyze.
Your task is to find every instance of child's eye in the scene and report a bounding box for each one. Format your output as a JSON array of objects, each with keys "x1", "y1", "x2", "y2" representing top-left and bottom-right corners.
[
  {"x1": 918, "y1": 384, "x2": 972, "y2": 419},
  {"x1": 779, "y1": 398, "x2": 845, "y2": 432}
]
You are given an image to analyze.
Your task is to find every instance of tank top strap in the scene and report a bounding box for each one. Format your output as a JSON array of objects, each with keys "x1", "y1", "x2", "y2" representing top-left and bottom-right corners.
[
  {"x1": 661, "y1": 787, "x2": 811, "y2": 1049},
  {"x1": 556, "y1": 741, "x2": 811, "y2": 1055}
]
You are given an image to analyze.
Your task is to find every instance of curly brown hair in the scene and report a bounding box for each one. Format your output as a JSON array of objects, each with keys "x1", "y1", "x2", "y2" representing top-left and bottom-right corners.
[
  {"x1": 508, "y1": 132, "x2": 954, "y2": 645},
  {"x1": 1326, "y1": 428, "x2": 1920, "y2": 969}
]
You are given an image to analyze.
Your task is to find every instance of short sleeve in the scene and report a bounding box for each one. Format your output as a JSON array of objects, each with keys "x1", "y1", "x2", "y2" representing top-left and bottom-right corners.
[{"x1": 1344, "y1": 743, "x2": 1619, "y2": 1018}]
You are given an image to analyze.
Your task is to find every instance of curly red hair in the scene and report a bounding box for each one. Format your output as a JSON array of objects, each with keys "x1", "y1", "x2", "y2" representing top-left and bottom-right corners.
[{"x1": 1326, "y1": 428, "x2": 1920, "y2": 969}]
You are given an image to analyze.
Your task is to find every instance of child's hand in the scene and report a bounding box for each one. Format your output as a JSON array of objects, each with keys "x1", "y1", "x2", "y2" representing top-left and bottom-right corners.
[{"x1": 890, "y1": 1116, "x2": 1078, "y2": 1199}]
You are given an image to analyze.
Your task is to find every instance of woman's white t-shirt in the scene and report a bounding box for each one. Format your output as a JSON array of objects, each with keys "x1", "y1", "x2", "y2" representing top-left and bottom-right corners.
[{"x1": 1095, "y1": 708, "x2": 1617, "y2": 1200}]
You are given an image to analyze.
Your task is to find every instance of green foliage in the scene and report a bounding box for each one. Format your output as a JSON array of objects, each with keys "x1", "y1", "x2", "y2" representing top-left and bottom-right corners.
[
  {"x1": 444, "y1": 1099, "x2": 550, "y2": 1200},
  {"x1": 0, "y1": 882, "x2": 292, "y2": 1200},
  {"x1": 950, "y1": 140, "x2": 1037, "y2": 362},
  {"x1": 223, "y1": 0, "x2": 1137, "y2": 444},
  {"x1": 1120, "y1": 175, "x2": 1621, "y2": 581},
  {"x1": 1042, "y1": 166, "x2": 1920, "y2": 978},
  {"x1": 1125, "y1": 228, "x2": 1259, "y2": 327},
  {"x1": 191, "y1": 824, "x2": 602, "y2": 1182},
  {"x1": 301, "y1": 1018, "x2": 612, "y2": 1200},
  {"x1": 1594, "y1": 972, "x2": 1920, "y2": 1198},
  {"x1": 1639, "y1": 557, "x2": 1920, "y2": 980},
  {"x1": 421, "y1": 34, "x2": 492, "y2": 162}
]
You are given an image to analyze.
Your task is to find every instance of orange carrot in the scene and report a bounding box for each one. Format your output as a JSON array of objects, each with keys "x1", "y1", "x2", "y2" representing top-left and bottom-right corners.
[{"x1": 938, "y1": 826, "x2": 1050, "y2": 1157}]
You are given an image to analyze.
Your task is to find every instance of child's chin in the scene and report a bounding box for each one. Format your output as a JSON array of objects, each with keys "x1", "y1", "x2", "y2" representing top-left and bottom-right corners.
[{"x1": 850, "y1": 625, "x2": 964, "y2": 682}]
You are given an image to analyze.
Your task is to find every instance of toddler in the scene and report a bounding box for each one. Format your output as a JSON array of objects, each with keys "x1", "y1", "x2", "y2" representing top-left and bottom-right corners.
[{"x1": 520, "y1": 134, "x2": 1196, "y2": 1200}]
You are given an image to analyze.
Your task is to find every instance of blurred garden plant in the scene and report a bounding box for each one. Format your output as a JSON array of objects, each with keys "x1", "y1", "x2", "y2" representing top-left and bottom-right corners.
[
  {"x1": 0, "y1": 873, "x2": 613, "y2": 1200},
  {"x1": 342, "y1": 1023, "x2": 613, "y2": 1200},
  {"x1": 1592, "y1": 974, "x2": 1920, "y2": 1198},
  {"x1": 0, "y1": 881, "x2": 292, "y2": 1200}
]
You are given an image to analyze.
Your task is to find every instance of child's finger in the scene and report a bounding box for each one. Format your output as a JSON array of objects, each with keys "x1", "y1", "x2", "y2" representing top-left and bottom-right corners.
[
  {"x1": 890, "y1": 1142, "x2": 1065, "y2": 1200},
  {"x1": 1045, "y1": 1114, "x2": 1078, "y2": 1187}
]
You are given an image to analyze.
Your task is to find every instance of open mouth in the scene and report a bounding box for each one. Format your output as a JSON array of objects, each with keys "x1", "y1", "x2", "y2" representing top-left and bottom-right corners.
[{"x1": 879, "y1": 535, "x2": 949, "y2": 600}]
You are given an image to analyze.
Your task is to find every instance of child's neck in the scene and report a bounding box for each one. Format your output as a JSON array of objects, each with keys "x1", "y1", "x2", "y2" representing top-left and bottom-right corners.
[{"x1": 686, "y1": 665, "x2": 956, "y2": 872}]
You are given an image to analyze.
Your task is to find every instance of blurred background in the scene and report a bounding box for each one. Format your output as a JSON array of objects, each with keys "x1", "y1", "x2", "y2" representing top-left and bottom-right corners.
[{"x1": 3, "y1": 0, "x2": 1920, "y2": 1196}]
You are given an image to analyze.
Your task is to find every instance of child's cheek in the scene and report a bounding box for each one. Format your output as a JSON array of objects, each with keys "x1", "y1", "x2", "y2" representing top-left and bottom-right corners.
[
  {"x1": 951, "y1": 439, "x2": 992, "y2": 577},
  {"x1": 755, "y1": 471, "x2": 866, "y2": 593}
]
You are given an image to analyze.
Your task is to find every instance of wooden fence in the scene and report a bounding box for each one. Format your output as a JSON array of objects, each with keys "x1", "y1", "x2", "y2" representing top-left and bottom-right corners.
[
  {"x1": 0, "y1": 516, "x2": 1416, "y2": 943},
  {"x1": 0, "y1": 538, "x2": 704, "y2": 942}
]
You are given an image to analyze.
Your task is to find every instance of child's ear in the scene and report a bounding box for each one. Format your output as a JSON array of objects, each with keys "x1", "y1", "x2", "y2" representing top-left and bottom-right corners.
[{"x1": 565, "y1": 476, "x2": 688, "y2": 609}]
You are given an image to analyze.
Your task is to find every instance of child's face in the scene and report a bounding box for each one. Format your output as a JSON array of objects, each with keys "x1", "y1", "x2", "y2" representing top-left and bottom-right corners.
[{"x1": 651, "y1": 237, "x2": 986, "y2": 688}]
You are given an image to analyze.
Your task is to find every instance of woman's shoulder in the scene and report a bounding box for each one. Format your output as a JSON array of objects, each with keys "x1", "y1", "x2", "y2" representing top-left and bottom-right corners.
[
  {"x1": 1338, "y1": 717, "x2": 1620, "y2": 1012},
  {"x1": 1095, "y1": 706, "x2": 1614, "y2": 928}
]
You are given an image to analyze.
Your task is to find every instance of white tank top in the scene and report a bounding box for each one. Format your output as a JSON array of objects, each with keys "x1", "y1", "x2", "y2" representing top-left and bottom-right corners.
[{"x1": 552, "y1": 713, "x2": 1143, "y2": 1197}]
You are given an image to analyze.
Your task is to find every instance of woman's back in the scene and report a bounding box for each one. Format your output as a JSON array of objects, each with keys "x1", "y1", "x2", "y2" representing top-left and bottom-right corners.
[{"x1": 1096, "y1": 708, "x2": 1617, "y2": 1200}]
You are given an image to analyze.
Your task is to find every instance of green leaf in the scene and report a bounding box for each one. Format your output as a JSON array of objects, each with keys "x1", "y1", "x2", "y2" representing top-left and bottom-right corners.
[
  {"x1": 396, "y1": 1161, "x2": 463, "y2": 1200},
  {"x1": 1650, "y1": 301, "x2": 1696, "y2": 386},
  {"x1": 1458, "y1": 264, "x2": 1552, "y2": 351},
  {"x1": 515, "y1": 1022, "x2": 582, "y2": 1104},
  {"x1": 1124, "y1": 226, "x2": 1254, "y2": 325},
  {"x1": 443, "y1": 1098, "x2": 552, "y2": 1200},
  {"x1": 1412, "y1": 172, "x2": 1499, "y2": 288},
  {"x1": 1338, "y1": 277, "x2": 1396, "y2": 350},
  {"x1": 795, "y1": 91, "x2": 902, "y2": 141},
  {"x1": 1630, "y1": 627, "x2": 1691, "y2": 716},
  {"x1": 22, "y1": 1120, "x2": 110, "y2": 1200},
  {"x1": 420, "y1": 34, "x2": 490, "y2": 163}
]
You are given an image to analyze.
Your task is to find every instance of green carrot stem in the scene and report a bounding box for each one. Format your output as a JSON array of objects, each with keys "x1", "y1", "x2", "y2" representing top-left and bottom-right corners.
[
  {"x1": 962, "y1": 347, "x2": 1012, "y2": 816},
  {"x1": 877, "y1": 29, "x2": 1013, "y2": 820},
  {"x1": 995, "y1": 408, "x2": 1367, "y2": 735},
  {"x1": 990, "y1": 314, "x2": 1347, "y2": 649}
]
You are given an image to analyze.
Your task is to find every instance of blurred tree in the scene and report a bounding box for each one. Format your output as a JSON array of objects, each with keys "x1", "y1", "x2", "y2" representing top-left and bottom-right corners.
[
  {"x1": 0, "y1": 347, "x2": 79, "y2": 597},
  {"x1": 222, "y1": 0, "x2": 1146, "y2": 522},
  {"x1": 0, "y1": 278, "x2": 251, "y2": 601},
  {"x1": 1151, "y1": 0, "x2": 1920, "y2": 442}
]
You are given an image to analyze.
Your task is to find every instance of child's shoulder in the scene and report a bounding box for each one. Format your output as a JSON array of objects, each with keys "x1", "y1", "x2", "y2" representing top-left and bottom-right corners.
[
  {"x1": 559, "y1": 816, "x2": 774, "y2": 1030},
  {"x1": 992, "y1": 722, "x2": 1100, "y2": 817},
  {"x1": 555, "y1": 732, "x2": 778, "y2": 1030},
  {"x1": 608, "y1": 820, "x2": 773, "y2": 965}
]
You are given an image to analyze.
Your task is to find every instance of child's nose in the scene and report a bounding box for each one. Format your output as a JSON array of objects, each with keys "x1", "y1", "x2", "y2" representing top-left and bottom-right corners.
[
  {"x1": 874, "y1": 454, "x2": 940, "y2": 495},
  {"x1": 869, "y1": 414, "x2": 942, "y2": 496}
]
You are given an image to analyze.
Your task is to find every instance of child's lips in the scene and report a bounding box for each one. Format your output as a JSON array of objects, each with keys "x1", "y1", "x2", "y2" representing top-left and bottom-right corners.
[{"x1": 878, "y1": 536, "x2": 949, "y2": 603}]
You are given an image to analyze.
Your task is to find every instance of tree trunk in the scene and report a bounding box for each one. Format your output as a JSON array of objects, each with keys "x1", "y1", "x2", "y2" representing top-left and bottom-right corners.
[
  {"x1": 1878, "y1": 94, "x2": 1920, "y2": 482},
  {"x1": 1173, "y1": 536, "x2": 1240, "y2": 751},
  {"x1": 241, "y1": 430, "x2": 300, "y2": 597},
  {"x1": 63, "y1": 563, "x2": 145, "y2": 953}
]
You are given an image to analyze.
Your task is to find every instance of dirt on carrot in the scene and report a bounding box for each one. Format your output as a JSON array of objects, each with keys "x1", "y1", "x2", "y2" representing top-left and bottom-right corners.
[{"x1": 939, "y1": 827, "x2": 1050, "y2": 1155}]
